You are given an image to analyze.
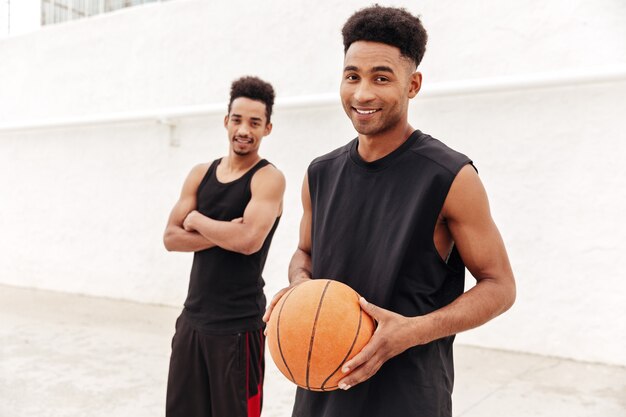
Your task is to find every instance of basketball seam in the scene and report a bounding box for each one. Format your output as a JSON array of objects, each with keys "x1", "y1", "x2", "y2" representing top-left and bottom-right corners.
[
  {"x1": 298, "y1": 384, "x2": 339, "y2": 391},
  {"x1": 305, "y1": 280, "x2": 332, "y2": 390},
  {"x1": 276, "y1": 287, "x2": 298, "y2": 385},
  {"x1": 320, "y1": 295, "x2": 363, "y2": 391}
]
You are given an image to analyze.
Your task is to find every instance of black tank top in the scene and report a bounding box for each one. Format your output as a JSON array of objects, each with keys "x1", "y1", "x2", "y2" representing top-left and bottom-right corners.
[
  {"x1": 293, "y1": 131, "x2": 472, "y2": 417},
  {"x1": 183, "y1": 158, "x2": 280, "y2": 334}
]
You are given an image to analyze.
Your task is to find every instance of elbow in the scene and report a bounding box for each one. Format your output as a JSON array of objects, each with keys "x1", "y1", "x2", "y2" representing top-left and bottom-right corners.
[
  {"x1": 238, "y1": 242, "x2": 263, "y2": 256},
  {"x1": 508, "y1": 280, "x2": 517, "y2": 309},
  {"x1": 501, "y1": 276, "x2": 517, "y2": 313},
  {"x1": 163, "y1": 230, "x2": 176, "y2": 252},
  {"x1": 236, "y1": 235, "x2": 265, "y2": 255}
]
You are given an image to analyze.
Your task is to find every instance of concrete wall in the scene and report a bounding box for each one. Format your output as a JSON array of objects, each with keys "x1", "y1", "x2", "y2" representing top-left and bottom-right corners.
[{"x1": 1, "y1": 0, "x2": 625, "y2": 366}]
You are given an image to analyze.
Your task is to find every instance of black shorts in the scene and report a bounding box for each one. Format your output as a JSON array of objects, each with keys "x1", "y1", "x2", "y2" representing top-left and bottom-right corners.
[{"x1": 166, "y1": 314, "x2": 265, "y2": 417}]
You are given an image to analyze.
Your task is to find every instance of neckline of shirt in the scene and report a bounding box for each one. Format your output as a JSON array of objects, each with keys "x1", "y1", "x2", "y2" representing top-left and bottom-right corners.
[
  {"x1": 213, "y1": 158, "x2": 267, "y2": 185},
  {"x1": 349, "y1": 130, "x2": 421, "y2": 171}
]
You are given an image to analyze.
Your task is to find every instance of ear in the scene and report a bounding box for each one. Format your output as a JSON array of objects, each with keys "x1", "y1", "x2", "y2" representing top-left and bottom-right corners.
[
  {"x1": 264, "y1": 122, "x2": 273, "y2": 136},
  {"x1": 408, "y1": 71, "x2": 422, "y2": 99},
  {"x1": 223, "y1": 114, "x2": 229, "y2": 128}
]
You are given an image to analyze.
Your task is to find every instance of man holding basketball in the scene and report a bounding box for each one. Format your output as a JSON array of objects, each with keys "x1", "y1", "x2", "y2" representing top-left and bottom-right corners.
[
  {"x1": 264, "y1": 5, "x2": 515, "y2": 417},
  {"x1": 164, "y1": 76, "x2": 285, "y2": 417}
]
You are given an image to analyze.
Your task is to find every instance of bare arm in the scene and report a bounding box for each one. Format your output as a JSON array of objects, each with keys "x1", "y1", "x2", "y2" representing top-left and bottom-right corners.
[
  {"x1": 412, "y1": 164, "x2": 516, "y2": 340},
  {"x1": 163, "y1": 164, "x2": 217, "y2": 252},
  {"x1": 288, "y1": 173, "x2": 313, "y2": 284},
  {"x1": 263, "y1": 173, "x2": 312, "y2": 322},
  {"x1": 339, "y1": 164, "x2": 516, "y2": 389},
  {"x1": 183, "y1": 165, "x2": 285, "y2": 255}
]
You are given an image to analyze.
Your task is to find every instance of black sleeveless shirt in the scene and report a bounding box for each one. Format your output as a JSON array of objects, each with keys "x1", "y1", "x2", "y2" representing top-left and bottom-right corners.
[
  {"x1": 292, "y1": 131, "x2": 472, "y2": 417},
  {"x1": 183, "y1": 158, "x2": 280, "y2": 334}
]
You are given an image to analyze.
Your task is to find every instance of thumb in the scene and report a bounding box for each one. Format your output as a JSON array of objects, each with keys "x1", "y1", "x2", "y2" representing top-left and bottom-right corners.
[{"x1": 359, "y1": 297, "x2": 383, "y2": 322}]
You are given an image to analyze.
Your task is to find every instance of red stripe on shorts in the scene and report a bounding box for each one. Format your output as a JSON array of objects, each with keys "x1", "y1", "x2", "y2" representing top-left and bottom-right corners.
[{"x1": 246, "y1": 331, "x2": 262, "y2": 417}]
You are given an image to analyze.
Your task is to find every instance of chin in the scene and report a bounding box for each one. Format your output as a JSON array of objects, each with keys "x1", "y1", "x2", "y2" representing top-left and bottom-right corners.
[{"x1": 353, "y1": 123, "x2": 382, "y2": 136}]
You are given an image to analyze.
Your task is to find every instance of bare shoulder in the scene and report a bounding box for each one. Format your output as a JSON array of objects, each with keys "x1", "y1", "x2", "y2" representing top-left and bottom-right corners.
[
  {"x1": 251, "y1": 163, "x2": 286, "y2": 192},
  {"x1": 442, "y1": 164, "x2": 490, "y2": 221},
  {"x1": 180, "y1": 163, "x2": 211, "y2": 195},
  {"x1": 189, "y1": 162, "x2": 211, "y2": 179}
]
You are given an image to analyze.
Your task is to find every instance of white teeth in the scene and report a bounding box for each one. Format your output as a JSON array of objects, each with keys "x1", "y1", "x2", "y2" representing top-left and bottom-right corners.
[{"x1": 355, "y1": 109, "x2": 377, "y2": 114}]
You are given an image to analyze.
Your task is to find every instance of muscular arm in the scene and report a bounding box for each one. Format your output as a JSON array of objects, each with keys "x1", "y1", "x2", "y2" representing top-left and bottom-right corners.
[
  {"x1": 288, "y1": 173, "x2": 313, "y2": 284},
  {"x1": 183, "y1": 165, "x2": 285, "y2": 255},
  {"x1": 163, "y1": 164, "x2": 217, "y2": 252},
  {"x1": 339, "y1": 164, "x2": 516, "y2": 389},
  {"x1": 407, "y1": 164, "x2": 516, "y2": 343},
  {"x1": 263, "y1": 174, "x2": 312, "y2": 323}
]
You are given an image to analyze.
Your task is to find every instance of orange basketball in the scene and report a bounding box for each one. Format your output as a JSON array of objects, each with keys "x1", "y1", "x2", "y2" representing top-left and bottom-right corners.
[{"x1": 266, "y1": 279, "x2": 375, "y2": 391}]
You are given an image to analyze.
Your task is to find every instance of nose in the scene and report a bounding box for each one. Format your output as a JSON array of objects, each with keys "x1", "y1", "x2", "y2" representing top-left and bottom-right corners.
[
  {"x1": 353, "y1": 81, "x2": 375, "y2": 103},
  {"x1": 237, "y1": 123, "x2": 251, "y2": 137}
]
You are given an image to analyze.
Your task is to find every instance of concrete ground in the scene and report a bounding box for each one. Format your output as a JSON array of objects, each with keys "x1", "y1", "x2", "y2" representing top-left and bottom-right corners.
[{"x1": 1, "y1": 284, "x2": 624, "y2": 417}]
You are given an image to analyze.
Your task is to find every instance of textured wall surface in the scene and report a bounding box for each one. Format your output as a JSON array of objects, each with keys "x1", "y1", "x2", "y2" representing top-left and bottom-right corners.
[{"x1": 1, "y1": 0, "x2": 625, "y2": 366}]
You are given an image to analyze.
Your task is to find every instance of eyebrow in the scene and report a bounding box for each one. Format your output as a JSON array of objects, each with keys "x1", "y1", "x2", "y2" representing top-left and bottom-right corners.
[
  {"x1": 231, "y1": 113, "x2": 263, "y2": 121},
  {"x1": 343, "y1": 65, "x2": 395, "y2": 74},
  {"x1": 372, "y1": 65, "x2": 395, "y2": 74}
]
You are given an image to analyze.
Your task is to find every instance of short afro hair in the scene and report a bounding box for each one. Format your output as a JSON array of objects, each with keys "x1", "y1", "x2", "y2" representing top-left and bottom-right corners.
[
  {"x1": 342, "y1": 5, "x2": 428, "y2": 68},
  {"x1": 228, "y1": 76, "x2": 276, "y2": 123}
]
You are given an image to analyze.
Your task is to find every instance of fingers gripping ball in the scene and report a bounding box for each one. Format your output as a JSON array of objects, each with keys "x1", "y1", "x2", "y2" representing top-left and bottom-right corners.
[{"x1": 266, "y1": 279, "x2": 375, "y2": 391}]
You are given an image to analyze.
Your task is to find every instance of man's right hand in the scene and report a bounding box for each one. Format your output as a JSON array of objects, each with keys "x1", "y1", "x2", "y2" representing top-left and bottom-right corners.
[{"x1": 262, "y1": 276, "x2": 310, "y2": 324}]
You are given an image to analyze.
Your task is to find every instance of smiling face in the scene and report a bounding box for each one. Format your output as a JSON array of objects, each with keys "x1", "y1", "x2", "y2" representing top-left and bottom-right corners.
[
  {"x1": 224, "y1": 97, "x2": 272, "y2": 157},
  {"x1": 340, "y1": 41, "x2": 421, "y2": 139}
]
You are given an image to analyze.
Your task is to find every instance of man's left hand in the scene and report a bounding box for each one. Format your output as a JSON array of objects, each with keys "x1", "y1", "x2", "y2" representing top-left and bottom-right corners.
[
  {"x1": 183, "y1": 210, "x2": 199, "y2": 232},
  {"x1": 337, "y1": 298, "x2": 420, "y2": 390}
]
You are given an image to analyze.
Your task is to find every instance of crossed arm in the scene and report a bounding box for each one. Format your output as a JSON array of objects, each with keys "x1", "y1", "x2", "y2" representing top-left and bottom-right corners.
[
  {"x1": 163, "y1": 164, "x2": 285, "y2": 254},
  {"x1": 264, "y1": 165, "x2": 516, "y2": 389}
]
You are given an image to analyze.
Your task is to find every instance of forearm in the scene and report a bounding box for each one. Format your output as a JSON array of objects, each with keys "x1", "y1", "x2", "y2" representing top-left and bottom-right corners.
[
  {"x1": 190, "y1": 215, "x2": 260, "y2": 255},
  {"x1": 411, "y1": 276, "x2": 516, "y2": 346},
  {"x1": 288, "y1": 248, "x2": 313, "y2": 284},
  {"x1": 339, "y1": 278, "x2": 514, "y2": 389},
  {"x1": 163, "y1": 227, "x2": 216, "y2": 252}
]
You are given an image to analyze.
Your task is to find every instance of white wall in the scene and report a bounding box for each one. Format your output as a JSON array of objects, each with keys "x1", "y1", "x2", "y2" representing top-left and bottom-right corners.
[
  {"x1": 1, "y1": 0, "x2": 625, "y2": 366},
  {"x1": 0, "y1": 1, "x2": 7, "y2": 37},
  {"x1": 0, "y1": 0, "x2": 40, "y2": 38},
  {"x1": 412, "y1": 82, "x2": 626, "y2": 367}
]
